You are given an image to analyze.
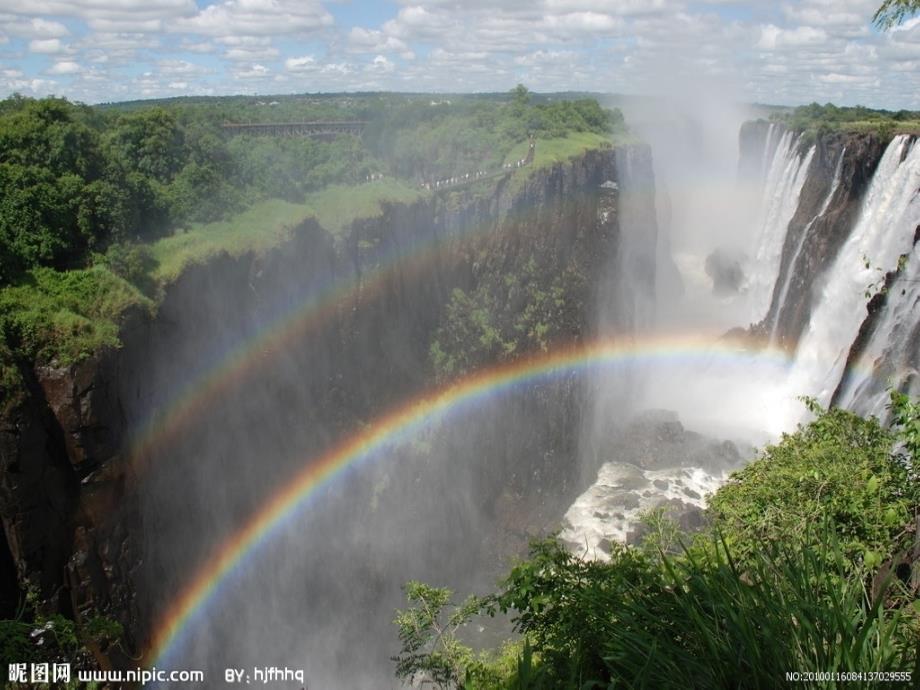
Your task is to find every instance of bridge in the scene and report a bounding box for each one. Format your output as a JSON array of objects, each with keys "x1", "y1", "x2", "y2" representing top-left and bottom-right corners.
[{"x1": 221, "y1": 121, "x2": 367, "y2": 138}]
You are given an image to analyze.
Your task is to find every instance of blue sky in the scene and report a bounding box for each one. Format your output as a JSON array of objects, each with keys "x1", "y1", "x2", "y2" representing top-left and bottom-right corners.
[{"x1": 0, "y1": 0, "x2": 918, "y2": 108}]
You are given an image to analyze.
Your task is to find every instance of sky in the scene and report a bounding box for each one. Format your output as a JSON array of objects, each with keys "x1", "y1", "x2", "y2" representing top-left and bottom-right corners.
[{"x1": 0, "y1": 0, "x2": 918, "y2": 109}]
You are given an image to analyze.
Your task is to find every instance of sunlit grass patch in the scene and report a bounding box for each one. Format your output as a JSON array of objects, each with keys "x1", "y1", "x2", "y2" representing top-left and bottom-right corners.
[
  {"x1": 150, "y1": 199, "x2": 312, "y2": 282},
  {"x1": 504, "y1": 131, "x2": 611, "y2": 171},
  {"x1": 303, "y1": 179, "x2": 422, "y2": 235},
  {"x1": 151, "y1": 181, "x2": 424, "y2": 282}
]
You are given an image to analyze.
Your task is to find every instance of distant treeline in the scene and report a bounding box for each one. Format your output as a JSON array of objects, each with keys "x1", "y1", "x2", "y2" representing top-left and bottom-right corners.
[
  {"x1": 0, "y1": 87, "x2": 621, "y2": 286},
  {"x1": 771, "y1": 101, "x2": 920, "y2": 139}
]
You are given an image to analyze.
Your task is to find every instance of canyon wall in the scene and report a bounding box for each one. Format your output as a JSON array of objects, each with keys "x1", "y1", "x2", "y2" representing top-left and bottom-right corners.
[{"x1": 0, "y1": 144, "x2": 658, "y2": 683}]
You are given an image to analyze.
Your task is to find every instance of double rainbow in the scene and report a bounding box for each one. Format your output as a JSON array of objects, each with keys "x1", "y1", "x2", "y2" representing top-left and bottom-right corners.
[{"x1": 146, "y1": 336, "x2": 796, "y2": 667}]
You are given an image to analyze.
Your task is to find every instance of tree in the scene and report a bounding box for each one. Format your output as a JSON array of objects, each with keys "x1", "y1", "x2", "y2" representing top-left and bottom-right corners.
[
  {"x1": 874, "y1": 0, "x2": 920, "y2": 28},
  {"x1": 511, "y1": 84, "x2": 530, "y2": 107}
]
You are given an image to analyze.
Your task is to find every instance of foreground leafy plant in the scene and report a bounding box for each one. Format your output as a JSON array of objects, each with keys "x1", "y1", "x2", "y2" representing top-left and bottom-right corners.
[
  {"x1": 394, "y1": 399, "x2": 920, "y2": 688},
  {"x1": 0, "y1": 583, "x2": 123, "y2": 686}
]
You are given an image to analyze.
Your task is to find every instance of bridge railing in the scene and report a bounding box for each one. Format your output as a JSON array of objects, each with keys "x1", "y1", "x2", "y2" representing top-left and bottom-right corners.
[
  {"x1": 220, "y1": 121, "x2": 367, "y2": 137},
  {"x1": 418, "y1": 137, "x2": 536, "y2": 192}
]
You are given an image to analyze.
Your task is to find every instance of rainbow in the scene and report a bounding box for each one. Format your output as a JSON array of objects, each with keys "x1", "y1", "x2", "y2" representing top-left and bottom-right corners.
[
  {"x1": 126, "y1": 194, "x2": 599, "y2": 476},
  {"x1": 146, "y1": 335, "x2": 799, "y2": 667}
]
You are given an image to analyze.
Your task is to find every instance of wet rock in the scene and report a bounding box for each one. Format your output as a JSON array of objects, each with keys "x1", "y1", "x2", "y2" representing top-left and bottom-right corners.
[
  {"x1": 608, "y1": 492, "x2": 640, "y2": 510},
  {"x1": 616, "y1": 473, "x2": 650, "y2": 491},
  {"x1": 705, "y1": 249, "x2": 746, "y2": 295}
]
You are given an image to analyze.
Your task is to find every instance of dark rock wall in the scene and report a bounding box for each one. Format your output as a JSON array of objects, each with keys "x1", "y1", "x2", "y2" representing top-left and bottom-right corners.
[{"x1": 0, "y1": 144, "x2": 657, "y2": 676}]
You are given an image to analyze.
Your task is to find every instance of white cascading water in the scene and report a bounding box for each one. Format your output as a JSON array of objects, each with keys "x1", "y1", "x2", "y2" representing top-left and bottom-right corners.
[
  {"x1": 563, "y1": 125, "x2": 919, "y2": 560},
  {"x1": 562, "y1": 113, "x2": 804, "y2": 557},
  {"x1": 833, "y1": 211, "x2": 920, "y2": 417},
  {"x1": 780, "y1": 136, "x2": 920, "y2": 420},
  {"x1": 561, "y1": 463, "x2": 725, "y2": 560},
  {"x1": 768, "y1": 148, "x2": 847, "y2": 343},
  {"x1": 746, "y1": 130, "x2": 815, "y2": 324}
]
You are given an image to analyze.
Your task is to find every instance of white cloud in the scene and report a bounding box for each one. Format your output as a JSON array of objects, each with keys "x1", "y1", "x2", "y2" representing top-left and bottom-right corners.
[
  {"x1": 368, "y1": 54, "x2": 394, "y2": 73},
  {"x1": 234, "y1": 63, "x2": 270, "y2": 78},
  {"x1": 179, "y1": 40, "x2": 215, "y2": 53},
  {"x1": 285, "y1": 55, "x2": 317, "y2": 71},
  {"x1": 177, "y1": 0, "x2": 333, "y2": 37},
  {"x1": 543, "y1": 0, "x2": 673, "y2": 13},
  {"x1": 513, "y1": 49, "x2": 575, "y2": 66},
  {"x1": 1, "y1": 76, "x2": 57, "y2": 95},
  {"x1": 891, "y1": 16, "x2": 920, "y2": 32},
  {"x1": 0, "y1": 0, "x2": 917, "y2": 108},
  {"x1": 757, "y1": 24, "x2": 829, "y2": 50},
  {"x1": 0, "y1": 0, "x2": 197, "y2": 32},
  {"x1": 47, "y1": 60, "x2": 82, "y2": 74},
  {"x1": 158, "y1": 59, "x2": 209, "y2": 75},
  {"x1": 224, "y1": 46, "x2": 280, "y2": 61},
  {"x1": 28, "y1": 38, "x2": 64, "y2": 53},
  {"x1": 348, "y1": 27, "x2": 414, "y2": 58},
  {"x1": 542, "y1": 11, "x2": 621, "y2": 33},
  {"x1": 5, "y1": 18, "x2": 69, "y2": 38}
]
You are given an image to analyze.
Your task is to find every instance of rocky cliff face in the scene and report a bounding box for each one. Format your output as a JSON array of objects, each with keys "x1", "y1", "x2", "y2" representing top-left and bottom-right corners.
[
  {"x1": 739, "y1": 125, "x2": 919, "y2": 422},
  {"x1": 0, "y1": 144, "x2": 657, "y2": 677},
  {"x1": 739, "y1": 122, "x2": 887, "y2": 349},
  {"x1": 763, "y1": 131, "x2": 885, "y2": 348}
]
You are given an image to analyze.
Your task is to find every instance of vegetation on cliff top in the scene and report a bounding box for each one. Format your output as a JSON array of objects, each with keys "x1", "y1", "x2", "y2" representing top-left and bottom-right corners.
[
  {"x1": 148, "y1": 179, "x2": 422, "y2": 282},
  {"x1": 0, "y1": 266, "x2": 153, "y2": 367},
  {"x1": 771, "y1": 102, "x2": 920, "y2": 142},
  {"x1": 394, "y1": 395, "x2": 920, "y2": 688},
  {"x1": 874, "y1": 0, "x2": 920, "y2": 28},
  {"x1": 0, "y1": 88, "x2": 622, "y2": 377},
  {"x1": 0, "y1": 87, "x2": 619, "y2": 287}
]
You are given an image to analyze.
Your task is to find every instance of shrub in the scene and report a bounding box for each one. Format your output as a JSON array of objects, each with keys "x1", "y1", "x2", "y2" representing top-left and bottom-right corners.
[
  {"x1": 394, "y1": 399, "x2": 920, "y2": 688},
  {"x1": 0, "y1": 265, "x2": 153, "y2": 365}
]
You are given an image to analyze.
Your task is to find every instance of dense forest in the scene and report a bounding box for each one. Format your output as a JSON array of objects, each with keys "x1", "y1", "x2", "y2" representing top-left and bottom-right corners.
[
  {"x1": 0, "y1": 87, "x2": 623, "y2": 401},
  {"x1": 0, "y1": 87, "x2": 618, "y2": 286}
]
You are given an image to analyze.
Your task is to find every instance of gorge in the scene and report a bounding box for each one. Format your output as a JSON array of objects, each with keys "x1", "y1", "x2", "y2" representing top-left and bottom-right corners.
[{"x1": 1, "y1": 109, "x2": 918, "y2": 687}]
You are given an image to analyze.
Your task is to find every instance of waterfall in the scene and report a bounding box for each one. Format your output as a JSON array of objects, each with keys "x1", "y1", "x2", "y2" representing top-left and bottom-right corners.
[
  {"x1": 761, "y1": 123, "x2": 783, "y2": 181},
  {"x1": 579, "y1": 146, "x2": 659, "y2": 483},
  {"x1": 783, "y1": 136, "x2": 920, "y2": 410},
  {"x1": 746, "y1": 131, "x2": 815, "y2": 324},
  {"x1": 768, "y1": 147, "x2": 847, "y2": 343},
  {"x1": 564, "y1": 122, "x2": 919, "y2": 562},
  {"x1": 835, "y1": 237, "x2": 920, "y2": 419}
]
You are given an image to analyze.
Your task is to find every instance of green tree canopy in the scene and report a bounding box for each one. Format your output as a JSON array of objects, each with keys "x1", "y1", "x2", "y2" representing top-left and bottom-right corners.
[{"x1": 874, "y1": 0, "x2": 920, "y2": 28}]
